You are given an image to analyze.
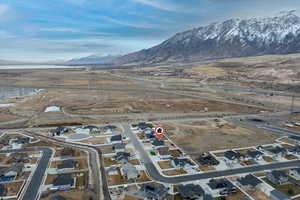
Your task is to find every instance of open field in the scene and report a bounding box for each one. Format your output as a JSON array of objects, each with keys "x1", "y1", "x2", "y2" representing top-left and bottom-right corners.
[
  {"x1": 0, "y1": 68, "x2": 270, "y2": 128},
  {"x1": 163, "y1": 120, "x2": 279, "y2": 153}
]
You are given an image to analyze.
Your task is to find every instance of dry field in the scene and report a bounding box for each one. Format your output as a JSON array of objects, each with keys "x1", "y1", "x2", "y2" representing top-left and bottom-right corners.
[
  {"x1": 0, "y1": 66, "x2": 271, "y2": 129},
  {"x1": 163, "y1": 120, "x2": 279, "y2": 153}
]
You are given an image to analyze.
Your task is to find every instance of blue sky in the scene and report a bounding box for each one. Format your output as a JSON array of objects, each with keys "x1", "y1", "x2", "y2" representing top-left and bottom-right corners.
[{"x1": 0, "y1": 0, "x2": 300, "y2": 62}]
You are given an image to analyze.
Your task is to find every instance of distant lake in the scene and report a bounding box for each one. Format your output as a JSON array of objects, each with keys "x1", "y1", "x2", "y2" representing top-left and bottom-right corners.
[
  {"x1": 0, "y1": 88, "x2": 38, "y2": 101},
  {"x1": 0, "y1": 65, "x2": 82, "y2": 69}
]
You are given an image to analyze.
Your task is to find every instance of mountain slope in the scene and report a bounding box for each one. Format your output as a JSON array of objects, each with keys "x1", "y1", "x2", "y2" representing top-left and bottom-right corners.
[
  {"x1": 114, "y1": 11, "x2": 300, "y2": 65},
  {"x1": 67, "y1": 54, "x2": 121, "y2": 64}
]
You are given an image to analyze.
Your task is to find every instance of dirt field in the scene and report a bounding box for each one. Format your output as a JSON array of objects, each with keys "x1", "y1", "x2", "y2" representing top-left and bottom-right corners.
[
  {"x1": 0, "y1": 67, "x2": 268, "y2": 128},
  {"x1": 163, "y1": 120, "x2": 279, "y2": 153}
]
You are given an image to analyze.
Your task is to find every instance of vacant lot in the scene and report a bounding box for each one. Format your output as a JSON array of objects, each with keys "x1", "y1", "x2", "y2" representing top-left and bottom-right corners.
[{"x1": 164, "y1": 120, "x2": 279, "y2": 153}]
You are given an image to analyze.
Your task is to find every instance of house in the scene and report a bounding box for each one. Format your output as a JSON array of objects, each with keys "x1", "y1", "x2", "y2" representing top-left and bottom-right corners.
[
  {"x1": 52, "y1": 174, "x2": 74, "y2": 191},
  {"x1": 224, "y1": 150, "x2": 243, "y2": 161},
  {"x1": 178, "y1": 184, "x2": 205, "y2": 199},
  {"x1": 289, "y1": 168, "x2": 300, "y2": 180},
  {"x1": 267, "y1": 146, "x2": 287, "y2": 157},
  {"x1": 0, "y1": 184, "x2": 7, "y2": 196},
  {"x1": 103, "y1": 125, "x2": 117, "y2": 132},
  {"x1": 83, "y1": 125, "x2": 98, "y2": 133},
  {"x1": 197, "y1": 153, "x2": 219, "y2": 166},
  {"x1": 49, "y1": 195, "x2": 66, "y2": 200},
  {"x1": 137, "y1": 122, "x2": 152, "y2": 130},
  {"x1": 266, "y1": 170, "x2": 289, "y2": 185},
  {"x1": 171, "y1": 158, "x2": 194, "y2": 168},
  {"x1": 140, "y1": 183, "x2": 169, "y2": 200},
  {"x1": 113, "y1": 152, "x2": 131, "y2": 162},
  {"x1": 288, "y1": 145, "x2": 300, "y2": 155},
  {"x1": 270, "y1": 189, "x2": 290, "y2": 200},
  {"x1": 49, "y1": 127, "x2": 69, "y2": 136},
  {"x1": 9, "y1": 152, "x2": 29, "y2": 163},
  {"x1": 208, "y1": 179, "x2": 237, "y2": 195},
  {"x1": 152, "y1": 139, "x2": 165, "y2": 147},
  {"x1": 112, "y1": 143, "x2": 126, "y2": 152},
  {"x1": 157, "y1": 147, "x2": 170, "y2": 159},
  {"x1": 246, "y1": 151, "x2": 263, "y2": 160},
  {"x1": 57, "y1": 159, "x2": 77, "y2": 170},
  {"x1": 289, "y1": 136, "x2": 300, "y2": 143},
  {"x1": 0, "y1": 163, "x2": 23, "y2": 182},
  {"x1": 120, "y1": 161, "x2": 139, "y2": 180},
  {"x1": 110, "y1": 134, "x2": 122, "y2": 143},
  {"x1": 145, "y1": 133, "x2": 155, "y2": 140},
  {"x1": 237, "y1": 174, "x2": 262, "y2": 190},
  {"x1": 14, "y1": 137, "x2": 31, "y2": 144}
]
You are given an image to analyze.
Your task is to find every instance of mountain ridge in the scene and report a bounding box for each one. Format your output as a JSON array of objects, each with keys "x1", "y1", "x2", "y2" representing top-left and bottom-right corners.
[{"x1": 114, "y1": 11, "x2": 300, "y2": 65}]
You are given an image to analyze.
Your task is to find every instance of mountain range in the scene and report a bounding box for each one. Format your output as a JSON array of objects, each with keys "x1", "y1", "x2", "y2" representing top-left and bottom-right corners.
[
  {"x1": 113, "y1": 11, "x2": 300, "y2": 65},
  {"x1": 67, "y1": 54, "x2": 121, "y2": 65}
]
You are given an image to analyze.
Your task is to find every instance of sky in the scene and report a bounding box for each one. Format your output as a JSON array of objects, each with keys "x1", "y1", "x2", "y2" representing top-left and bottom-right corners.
[{"x1": 1, "y1": 0, "x2": 300, "y2": 62}]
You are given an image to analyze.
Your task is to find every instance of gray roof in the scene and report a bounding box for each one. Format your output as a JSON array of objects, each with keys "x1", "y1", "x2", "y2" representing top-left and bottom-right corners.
[
  {"x1": 224, "y1": 150, "x2": 243, "y2": 160},
  {"x1": 152, "y1": 139, "x2": 164, "y2": 146},
  {"x1": 208, "y1": 179, "x2": 235, "y2": 190},
  {"x1": 178, "y1": 184, "x2": 204, "y2": 199},
  {"x1": 113, "y1": 143, "x2": 126, "y2": 150},
  {"x1": 121, "y1": 161, "x2": 138, "y2": 179},
  {"x1": 237, "y1": 174, "x2": 262, "y2": 188},
  {"x1": 141, "y1": 183, "x2": 168, "y2": 199},
  {"x1": 53, "y1": 174, "x2": 74, "y2": 186},
  {"x1": 290, "y1": 168, "x2": 300, "y2": 174},
  {"x1": 57, "y1": 159, "x2": 77, "y2": 169},
  {"x1": 269, "y1": 170, "x2": 288, "y2": 180},
  {"x1": 110, "y1": 134, "x2": 122, "y2": 141},
  {"x1": 247, "y1": 151, "x2": 263, "y2": 158},
  {"x1": 113, "y1": 152, "x2": 131, "y2": 161},
  {"x1": 173, "y1": 158, "x2": 194, "y2": 167}
]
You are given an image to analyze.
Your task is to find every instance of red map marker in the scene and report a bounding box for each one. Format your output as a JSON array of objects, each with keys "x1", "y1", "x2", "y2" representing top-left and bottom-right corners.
[{"x1": 154, "y1": 125, "x2": 166, "y2": 140}]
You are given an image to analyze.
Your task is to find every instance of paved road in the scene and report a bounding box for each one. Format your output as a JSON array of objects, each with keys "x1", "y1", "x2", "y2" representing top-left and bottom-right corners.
[
  {"x1": 0, "y1": 147, "x2": 53, "y2": 200},
  {"x1": 235, "y1": 119, "x2": 300, "y2": 137},
  {"x1": 24, "y1": 130, "x2": 110, "y2": 200},
  {"x1": 122, "y1": 124, "x2": 300, "y2": 183}
]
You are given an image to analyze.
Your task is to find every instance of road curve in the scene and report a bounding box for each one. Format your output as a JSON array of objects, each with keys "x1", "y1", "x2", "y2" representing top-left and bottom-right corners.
[
  {"x1": 0, "y1": 147, "x2": 53, "y2": 200},
  {"x1": 122, "y1": 124, "x2": 300, "y2": 184}
]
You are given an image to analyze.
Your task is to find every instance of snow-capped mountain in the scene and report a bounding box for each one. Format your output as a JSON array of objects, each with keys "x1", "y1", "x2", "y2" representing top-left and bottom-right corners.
[
  {"x1": 67, "y1": 54, "x2": 121, "y2": 64},
  {"x1": 114, "y1": 11, "x2": 300, "y2": 64}
]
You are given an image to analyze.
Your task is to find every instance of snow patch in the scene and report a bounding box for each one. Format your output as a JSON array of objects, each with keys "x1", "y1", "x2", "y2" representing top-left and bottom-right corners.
[
  {"x1": 44, "y1": 106, "x2": 61, "y2": 112},
  {"x1": 0, "y1": 103, "x2": 15, "y2": 107}
]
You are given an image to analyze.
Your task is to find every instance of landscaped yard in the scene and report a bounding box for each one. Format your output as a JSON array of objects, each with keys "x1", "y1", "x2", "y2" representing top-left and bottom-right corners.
[{"x1": 262, "y1": 177, "x2": 300, "y2": 197}]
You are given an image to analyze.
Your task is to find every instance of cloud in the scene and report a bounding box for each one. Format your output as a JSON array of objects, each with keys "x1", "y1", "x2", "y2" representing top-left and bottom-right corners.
[
  {"x1": 102, "y1": 16, "x2": 155, "y2": 28},
  {"x1": 40, "y1": 27, "x2": 110, "y2": 35},
  {"x1": 132, "y1": 0, "x2": 179, "y2": 11}
]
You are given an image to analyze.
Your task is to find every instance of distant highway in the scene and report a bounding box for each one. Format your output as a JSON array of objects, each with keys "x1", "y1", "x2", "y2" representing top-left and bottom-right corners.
[{"x1": 0, "y1": 147, "x2": 53, "y2": 200}]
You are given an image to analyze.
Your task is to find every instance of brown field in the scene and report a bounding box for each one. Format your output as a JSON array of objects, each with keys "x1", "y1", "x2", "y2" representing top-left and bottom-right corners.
[
  {"x1": 263, "y1": 156, "x2": 277, "y2": 163},
  {"x1": 163, "y1": 169, "x2": 187, "y2": 176},
  {"x1": 158, "y1": 161, "x2": 173, "y2": 169},
  {"x1": 164, "y1": 120, "x2": 279, "y2": 153},
  {"x1": 0, "y1": 67, "x2": 268, "y2": 129},
  {"x1": 78, "y1": 137, "x2": 108, "y2": 145}
]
